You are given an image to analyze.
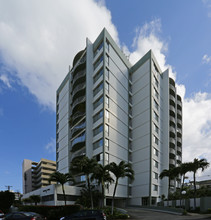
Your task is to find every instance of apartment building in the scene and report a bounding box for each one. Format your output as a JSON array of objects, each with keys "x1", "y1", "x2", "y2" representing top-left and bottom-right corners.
[
  {"x1": 56, "y1": 28, "x2": 182, "y2": 206},
  {"x1": 22, "y1": 158, "x2": 56, "y2": 194}
]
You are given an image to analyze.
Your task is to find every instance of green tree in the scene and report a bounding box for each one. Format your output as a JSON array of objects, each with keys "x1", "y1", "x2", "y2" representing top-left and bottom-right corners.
[
  {"x1": 188, "y1": 158, "x2": 209, "y2": 210},
  {"x1": 91, "y1": 163, "x2": 114, "y2": 207},
  {"x1": 29, "y1": 195, "x2": 41, "y2": 206},
  {"x1": 159, "y1": 167, "x2": 180, "y2": 205},
  {"x1": 70, "y1": 156, "x2": 97, "y2": 208},
  {"x1": 0, "y1": 190, "x2": 15, "y2": 213},
  {"x1": 49, "y1": 171, "x2": 74, "y2": 206},
  {"x1": 109, "y1": 161, "x2": 134, "y2": 214}
]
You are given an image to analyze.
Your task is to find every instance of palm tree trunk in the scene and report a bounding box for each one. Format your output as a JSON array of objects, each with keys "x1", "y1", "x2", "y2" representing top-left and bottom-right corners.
[
  {"x1": 112, "y1": 179, "x2": 118, "y2": 215},
  {"x1": 193, "y1": 172, "x2": 196, "y2": 210},
  {"x1": 87, "y1": 175, "x2": 93, "y2": 209},
  {"x1": 101, "y1": 181, "x2": 104, "y2": 208},
  {"x1": 62, "y1": 184, "x2": 66, "y2": 206}
]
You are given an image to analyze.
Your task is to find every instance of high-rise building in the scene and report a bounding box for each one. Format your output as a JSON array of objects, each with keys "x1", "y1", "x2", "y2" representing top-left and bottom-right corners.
[
  {"x1": 56, "y1": 28, "x2": 182, "y2": 206},
  {"x1": 22, "y1": 158, "x2": 56, "y2": 194}
]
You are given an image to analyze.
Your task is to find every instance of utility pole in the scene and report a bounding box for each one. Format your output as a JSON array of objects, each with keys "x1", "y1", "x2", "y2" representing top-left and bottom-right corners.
[{"x1": 5, "y1": 185, "x2": 13, "y2": 191}]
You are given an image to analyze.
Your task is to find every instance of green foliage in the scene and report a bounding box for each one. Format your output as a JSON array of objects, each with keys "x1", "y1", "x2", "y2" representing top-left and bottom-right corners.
[
  {"x1": 0, "y1": 190, "x2": 15, "y2": 213},
  {"x1": 75, "y1": 187, "x2": 101, "y2": 208},
  {"x1": 103, "y1": 207, "x2": 129, "y2": 219},
  {"x1": 29, "y1": 195, "x2": 41, "y2": 205},
  {"x1": 19, "y1": 205, "x2": 81, "y2": 220}
]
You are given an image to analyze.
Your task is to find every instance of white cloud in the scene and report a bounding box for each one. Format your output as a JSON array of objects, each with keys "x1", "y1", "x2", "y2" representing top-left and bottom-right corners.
[
  {"x1": 45, "y1": 138, "x2": 56, "y2": 153},
  {"x1": 0, "y1": 74, "x2": 11, "y2": 88},
  {"x1": 202, "y1": 54, "x2": 211, "y2": 64},
  {"x1": 0, "y1": 0, "x2": 119, "y2": 110}
]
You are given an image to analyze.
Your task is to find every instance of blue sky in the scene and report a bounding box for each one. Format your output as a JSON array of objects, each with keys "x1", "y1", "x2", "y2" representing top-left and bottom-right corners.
[{"x1": 0, "y1": 0, "x2": 211, "y2": 193}]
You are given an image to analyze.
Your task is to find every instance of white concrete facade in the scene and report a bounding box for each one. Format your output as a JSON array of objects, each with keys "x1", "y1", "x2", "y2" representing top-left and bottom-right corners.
[{"x1": 56, "y1": 28, "x2": 182, "y2": 206}]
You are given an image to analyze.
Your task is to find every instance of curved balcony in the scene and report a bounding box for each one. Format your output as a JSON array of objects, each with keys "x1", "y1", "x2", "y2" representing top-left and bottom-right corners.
[
  {"x1": 72, "y1": 70, "x2": 86, "y2": 89},
  {"x1": 71, "y1": 111, "x2": 85, "y2": 126},
  {"x1": 72, "y1": 49, "x2": 86, "y2": 68},
  {"x1": 170, "y1": 137, "x2": 176, "y2": 148},
  {"x1": 169, "y1": 78, "x2": 175, "y2": 87},
  {"x1": 177, "y1": 129, "x2": 182, "y2": 138},
  {"x1": 72, "y1": 96, "x2": 85, "y2": 113},
  {"x1": 169, "y1": 105, "x2": 175, "y2": 117},
  {"x1": 72, "y1": 83, "x2": 86, "y2": 103},
  {"x1": 177, "y1": 146, "x2": 182, "y2": 153},
  {"x1": 170, "y1": 94, "x2": 176, "y2": 106},
  {"x1": 177, "y1": 94, "x2": 182, "y2": 102},
  {"x1": 71, "y1": 121, "x2": 86, "y2": 138},
  {"x1": 71, "y1": 147, "x2": 86, "y2": 161},
  {"x1": 71, "y1": 133, "x2": 85, "y2": 152},
  {"x1": 177, "y1": 118, "x2": 182, "y2": 127},
  {"x1": 170, "y1": 148, "x2": 176, "y2": 154},
  {"x1": 170, "y1": 116, "x2": 176, "y2": 124},
  {"x1": 169, "y1": 84, "x2": 176, "y2": 96},
  {"x1": 170, "y1": 126, "x2": 176, "y2": 138},
  {"x1": 177, "y1": 137, "x2": 182, "y2": 147},
  {"x1": 169, "y1": 159, "x2": 175, "y2": 165}
]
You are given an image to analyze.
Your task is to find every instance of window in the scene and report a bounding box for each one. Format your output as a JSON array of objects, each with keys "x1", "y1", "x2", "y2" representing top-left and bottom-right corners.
[
  {"x1": 94, "y1": 55, "x2": 103, "y2": 70},
  {"x1": 153, "y1": 148, "x2": 159, "y2": 157},
  {"x1": 154, "y1": 87, "x2": 159, "y2": 99},
  {"x1": 94, "y1": 41, "x2": 103, "y2": 57},
  {"x1": 93, "y1": 124, "x2": 103, "y2": 136},
  {"x1": 154, "y1": 75, "x2": 159, "y2": 87},
  {"x1": 106, "y1": 68, "x2": 109, "y2": 79},
  {"x1": 81, "y1": 175, "x2": 86, "y2": 182},
  {"x1": 93, "y1": 68, "x2": 103, "y2": 83},
  {"x1": 154, "y1": 99, "x2": 159, "y2": 111},
  {"x1": 106, "y1": 54, "x2": 109, "y2": 65},
  {"x1": 105, "y1": 96, "x2": 109, "y2": 106},
  {"x1": 105, "y1": 81, "x2": 109, "y2": 93},
  {"x1": 56, "y1": 104, "x2": 59, "y2": 112},
  {"x1": 153, "y1": 160, "x2": 158, "y2": 168},
  {"x1": 93, "y1": 110, "x2": 103, "y2": 123},
  {"x1": 105, "y1": 110, "x2": 109, "y2": 119},
  {"x1": 153, "y1": 184, "x2": 158, "y2": 191},
  {"x1": 154, "y1": 136, "x2": 159, "y2": 145},
  {"x1": 153, "y1": 111, "x2": 159, "y2": 122},
  {"x1": 56, "y1": 123, "x2": 59, "y2": 130},
  {"x1": 105, "y1": 124, "x2": 109, "y2": 136},
  {"x1": 106, "y1": 40, "x2": 109, "y2": 52},
  {"x1": 93, "y1": 139, "x2": 103, "y2": 150},
  {"x1": 93, "y1": 82, "x2": 103, "y2": 97},
  {"x1": 105, "y1": 153, "x2": 109, "y2": 162},
  {"x1": 154, "y1": 123, "x2": 159, "y2": 134},
  {"x1": 93, "y1": 96, "x2": 103, "y2": 109},
  {"x1": 105, "y1": 138, "x2": 109, "y2": 150},
  {"x1": 154, "y1": 172, "x2": 158, "y2": 180}
]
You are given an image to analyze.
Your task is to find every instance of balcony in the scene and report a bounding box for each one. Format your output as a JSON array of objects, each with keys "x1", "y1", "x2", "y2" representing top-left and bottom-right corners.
[
  {"x1": 169, "y1": 105, "x2": 175, "y2": 117},
  {"x1": 170, "y1": 116, "x2": 176, "y2": 124},
  {"x1": 169, "y1": 137, "x2": 176, "y2": 148},
  {"x1": 177, "y1": 146, "x2": 182, "y2": 153},
  {"x1": 72, "y1": 82, "x2": 86, "y2": 98},
  {"x1": 72, "y1": 96, "x2": 85, "y2": 113},
  {"x1": 169, "y1": 159, "x2": 175, "y2": 165},
  {"x1": 169, "y1": 126, "x2": 176, "y2": 138},
  {"x1": 72, "y1": 70, "x2": 86, "y2": 89},
  {"x1": 71, "y1": 133, "x2": 85, "y2": 152},
  {"x1": 169, "y1": 84, "x2": 176, "y2": 95},
  {"x1": 169, "y1": 78, "x2": 175, "y2": 87},
  {"x1": 72, "y1": 49, "x2": 86, "y2": 68},
  {"x1": 170, "y1": 148, "x2": 176, "y2": 154},
  {"x1": 71, "y1": 121, "x2": 86, "y2": 138}
]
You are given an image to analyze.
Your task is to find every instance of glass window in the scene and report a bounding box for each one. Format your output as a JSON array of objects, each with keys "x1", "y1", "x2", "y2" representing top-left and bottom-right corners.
[
  {"x1": 93, "y1": 124, "x2": 103, "y2": 136},
  {"x1": 153, "y1": 160, "x2": 158, "y2": 168},
  {"x1": 154, "y1": 99, "x2": 159, "y2": 111},
  {"x1": 105, "y1": 81, "x2": 109, "y2": 93},
  {"x1": 93, "y1": 96, "x2": 103, "y2": 109},
  {"x1": 105, "y1": 124, "x2": 109, "y2": 136},
  {"x1": 105, "y1": 138, "x2": 109, "y2": 150},
  {"x1": 154, "y1": 75, "x2": 159, "y2": 87},
  {"x1": 93, "y1": 68, "x2": 103, "y2": 83},
  {"x1": 93, "y1": 138, "x2": 103, "y2": 150},
  {"x1": 106, "y1": 68, "x2": 109, "y2": 79},
  {"x1": 154, "y1": 172, "x2": 158, "y2": 180},
  {"x1": 154, "y1": 123, "x2": 159, "y2": 134},
  {"x1": 154, "y1": 87, "x2": 159, "y2": 99},
  {"x1": 106, "y1": 54, "x2": 109, "y2": 65},
  {"x1": 153, "y1": 184, "x2": 158, "y2": 191},
  {"x1": 106, "y1": 40, "x2": 109, "y2": 52},
  {"x1": 154, "y1": 136, "x2": 159, "y2": 145},
  {"x1": 94, "y1": 55, "x2": 103, "y2": 70},
  {"x1": 105, "y1": 110, "x2": 109, "y2": 119},
  {"x1": 153, "y1": 148, "x2": 159, "y2": 156},
  {"x1": 153, "y1": 111, "x2": 159, "y2": 122},
  {"x1": 94, "y1": 41, "x2": 103, "y2": 57},
  {"x1": 93, "y1": 82, "x2": 103, "y2": 97},
  {"x1": 105, "y1": 96, "x2": 109, "y2": 106},
  {"x1": 93, "y1": 110, "x2": 103, "y2": 123},
  {"x1": 105, "y1": 153, "x2": 109, "y2": 162}
]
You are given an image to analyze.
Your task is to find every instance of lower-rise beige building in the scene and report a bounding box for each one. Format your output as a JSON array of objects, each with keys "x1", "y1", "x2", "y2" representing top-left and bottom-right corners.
[{"x1": 22, "y1": 158, "x2": 56, "y2": 194}]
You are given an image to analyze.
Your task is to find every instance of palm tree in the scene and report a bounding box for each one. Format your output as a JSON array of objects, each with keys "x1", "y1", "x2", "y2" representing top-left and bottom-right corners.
[
  {"x1": 159, "y1": 167, "x2": 180, "y2": 205},
  {"x1": 188, "y1": 158, "x2": 209, "y2": 210},
  {"x1": 70, "y1": 156, "x2": 97, "y2": 208},
  {"x1": 49, "y1": 171, "x2": 74, "y2": 206},
  {"x1": 91, "y1": 163, "x2": 114, "y2": 207},
  {"x1": 109, "y1": 161, "x2": 134, "y2": 214}
]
